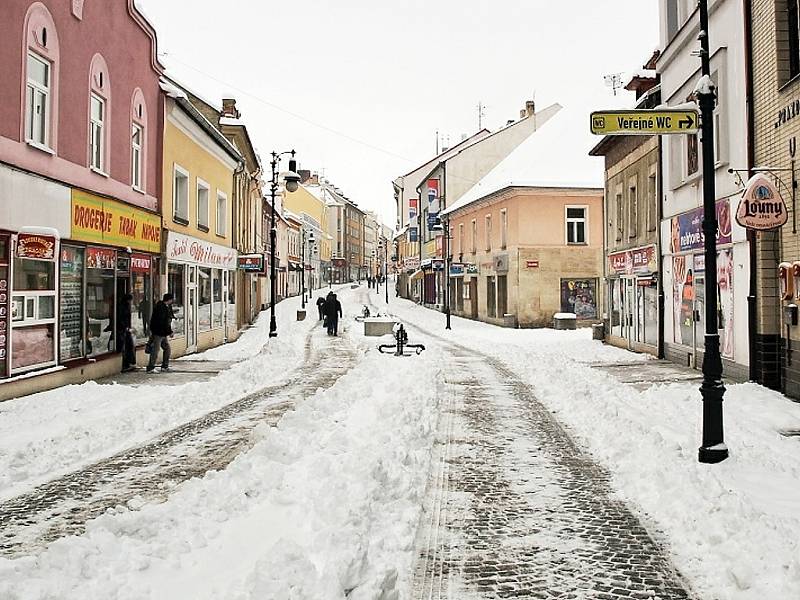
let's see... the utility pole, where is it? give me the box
[697,0,728,464]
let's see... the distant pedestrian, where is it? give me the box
[316,296,326,321]
[147,293,175,373]
[117,293,137,372]
[324,292,343,336]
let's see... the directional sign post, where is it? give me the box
[590,109,700,136]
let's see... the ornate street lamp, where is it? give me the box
[269,150,300,338]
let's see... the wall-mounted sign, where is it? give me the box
[774,98,800,129]
[238,254,265,272]
[409,227,418,243]
[16,234,56,260]
[87,247,116,269]
[608,245,657,275]
[131,254,151,272]
[526,260,540,269]
[332,257,347,268]
[403,257,420,272]
[494,254,509,273]
[409,198,418,221]
[450,263,465,276]
[736,174,788,231]
[591,109,699,136]
[432,259,444,271]
[71,189,161,253]
[670,199,732,253]
[465,263,479,275]
[165,231,237,269]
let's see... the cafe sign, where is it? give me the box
[736,174,788,231]
[16,233,56,260]
[71,189,162,253]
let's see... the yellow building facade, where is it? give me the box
[284,184,332,287]
[161,95,242,356]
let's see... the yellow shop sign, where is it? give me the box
[71,190,162,253]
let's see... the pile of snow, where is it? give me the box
[0,288,443,600]
[371,289,800,600]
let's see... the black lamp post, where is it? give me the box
[269,150,300,338]
[697,0,728,464]
[443,213,451,330]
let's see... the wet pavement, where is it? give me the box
[98,360,238,387]
[0,325,357,557]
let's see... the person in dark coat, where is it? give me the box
[324,293,343,336]
[316,296,326,321]
[147,293,175,373]
[116,294,137,372]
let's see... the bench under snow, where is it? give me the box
[553,312,577,330]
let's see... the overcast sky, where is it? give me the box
[138,0,659,227]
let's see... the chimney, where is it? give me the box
[310,172,320,185]
[221,98,240,119]
[520,109,526,119]
[298,169,312,183]
[525,100,535,117]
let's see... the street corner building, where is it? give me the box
[0,0,164,399]
[445,185,604,328]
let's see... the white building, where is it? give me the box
[657,0,750,379]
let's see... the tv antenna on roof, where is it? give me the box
[604,73,624,96]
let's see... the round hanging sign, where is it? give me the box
[736,174,788,231]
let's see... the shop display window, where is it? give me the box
[60,246,84,361]
[227,272,236,328]
[167,263,185,337]
[644,286,659,346]
[86,248,116,357]
[198,267,212,332]
[212,269,223,329]
[12,324,55,371]
[11,253,58,373]
[611,281,623,338]
[131,256,152,342]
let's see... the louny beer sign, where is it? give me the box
[736,174,788,231]
[71,189,162,253]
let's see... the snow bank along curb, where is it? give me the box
[0,326,445,600]
[374,291,800,600]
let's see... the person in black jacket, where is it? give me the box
[116,294,137,372]
[316,296,326,321]
[146,293,175,373]
[324,293,343,336]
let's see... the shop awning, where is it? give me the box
[410,270,424,281]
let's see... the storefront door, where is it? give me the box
[624,278,636,348]
[186,265,198,352]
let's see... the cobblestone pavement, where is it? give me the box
[400,326,695,599]
[0,324,357,557]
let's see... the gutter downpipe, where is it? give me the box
[744,0,758,383]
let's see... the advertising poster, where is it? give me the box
[560,278,597,319]
[718,247,734,359]
[673,255,694,346]
[670,199,732,253]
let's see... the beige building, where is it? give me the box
[445,185,604,327]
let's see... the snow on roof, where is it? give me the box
[159,78,187,99]
[443,104,604,215]
[219,116,243,127]
[630,69,657,80]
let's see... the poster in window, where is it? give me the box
[60,246,85,360]
[560,278,597,319]
[718,248,734,359]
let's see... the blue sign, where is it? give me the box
[409,227,418,242]
[427,213,440,231]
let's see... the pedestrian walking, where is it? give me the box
[116,293,137,372]
[316,296,326,321]
[146,293,175,373]
[324,292,343,336]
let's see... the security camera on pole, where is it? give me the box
[269,150,300,338]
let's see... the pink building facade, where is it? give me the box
[0,0,165,397]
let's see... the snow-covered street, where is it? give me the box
[0,283,799,599]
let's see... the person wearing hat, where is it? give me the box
[147,293,176,373]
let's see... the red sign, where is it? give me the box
[86,247,116,269]
[131,254,151,273]
[736,174,788,231]
[608,245,657,275]
[17,234,56,260]
[238,254,264,272]
[332,258,347,268]
[526,260,540,269]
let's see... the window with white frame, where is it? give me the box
[500,208,508,249]
[216,190,227,236]
[131,124,143,190]
[173,165,189,222]
[471,219,477,253]
[89,94,105,171]
[566,206,587,245]
[459,223,465,255]
[26,53,50,147]
[485,215,492,251]
[197,179,209,230]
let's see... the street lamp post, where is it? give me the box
[384,239,389,305]
[301,229,306,309]
[697,0,728,464]
[443,214,451,330]
[269,150,300,338]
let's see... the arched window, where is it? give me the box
[21,3,60,151]
[130,89,147,191]
[88,54,111,173]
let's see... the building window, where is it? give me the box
[566,206,587,245]
[788,0,800,81]
[666,0,680,40]
[89,94,105,171]
[628,180,638,238]
[686,134,699,177]
[173,165,189,223]
[131,124,143,190]
[471,219,477,253]
[647,172,658,232]
[485,215,492,251]
[615,191,624,241]
[197,180,209,230]
[25,53,50,147]
[459,223,465,255]
[500,209,508,249]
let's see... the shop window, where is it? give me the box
[130,255,152,341]
[611,281,623,338]
[198,267,212,332]
[26,53,50,147]
[59,245,84,360]
[644,285,659,345]
[497,275,508,317]
[85,248,116,357]
[560,278,598,319]
[566,206,587,245]
[11,253,57,372]
[212,268,223,329]
[167,263,185,337]
[487,276,496,318]
[197,180,210,231]
[227,272,236,327]
[173,165,189,223]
